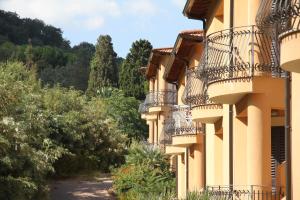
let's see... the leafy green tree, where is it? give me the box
[119,39,152,100]
[65,42,95,90]
[0,10,70,48]
[0,62,66,199]
[87,35,118,95]
[0,62,128,199]
[103,89,148,141]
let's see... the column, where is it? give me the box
[222,105,230,185]
[153,119,158,145]
[158,114,165,146]
[247,94,272,189]
[206,124,216,186]
[292,73,300,200]
[148,121,154,144]
[177,153,186,199]
[189,143,204,191]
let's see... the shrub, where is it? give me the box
[112,142,175,199]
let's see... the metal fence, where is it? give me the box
[138,102,149,114]
[256,0,300,36]
[161,105,201,142]
[182,69,208,106]
[144,90,177,107]
[197,25,282,86]
[198,185,285,200]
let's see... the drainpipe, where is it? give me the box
[176,156,178,197]
[229,0,234,191]
[200,18,207,190]
[203,124,206,188]
[285,71,291,200]
[185,147,189,196]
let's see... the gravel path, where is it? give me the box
[50,177,115,200]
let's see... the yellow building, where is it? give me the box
[139,0,298,199]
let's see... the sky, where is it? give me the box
[0,0,202,57]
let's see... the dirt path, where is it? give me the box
[50,176,115,200]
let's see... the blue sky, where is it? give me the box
[0,0,202,57]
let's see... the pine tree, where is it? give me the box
[119,39,152,100]
[87,35,118,95]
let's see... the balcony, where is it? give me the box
[182,69,223,123]
[256,0,300,72]
[144,90,177,113]
[163,105,202,147]
[197,25,284,104]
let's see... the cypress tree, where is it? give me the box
[119,39,152,100]
[87,35,118,95]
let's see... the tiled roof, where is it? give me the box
[145,47,173,79]
[179,29,204,37]
[163,29,204,82]
[183,0,213,20]
[152,47,173,54]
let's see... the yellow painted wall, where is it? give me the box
[188,44,203,68]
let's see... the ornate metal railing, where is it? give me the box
[138,102,148,114]
[197,25,282,86]
[256,0,300,36]
[182,68,207,106]
[161,105,201,140]
[198,185,285,200]
[144,90,177,107]
[182,68,221,107]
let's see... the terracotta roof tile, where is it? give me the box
[179,29,204,37]
[152,47,173,54]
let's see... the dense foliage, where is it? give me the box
[0,9,151,199]
[112,142,175,199]
[87,35,119,95]
[0,10,70,48]
[119,39,152,100]
[0,62,129,199]
[0,10,96,91]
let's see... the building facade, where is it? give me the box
[140,0,297,199]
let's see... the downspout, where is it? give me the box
[201,18,207,189]
[185,147,189,196]
[285,71,291,200]
[229,0,234,190]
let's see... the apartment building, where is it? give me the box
[140,0,297,199]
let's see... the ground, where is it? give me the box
[50,174,115,200]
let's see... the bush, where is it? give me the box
[0,62,129,199]
[112,142,175,199]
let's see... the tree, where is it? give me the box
[119,39,152,100]
[87,35,118,95]
[103,89,148,141]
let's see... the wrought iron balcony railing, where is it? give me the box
[138,102,148,114]
[198,185,285,200]
[197,25,282,86]
[182,69,207,106]
[161,105,201,141]
[182,68,220,107]
[144,90,177,108]
[256,0,300,35]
